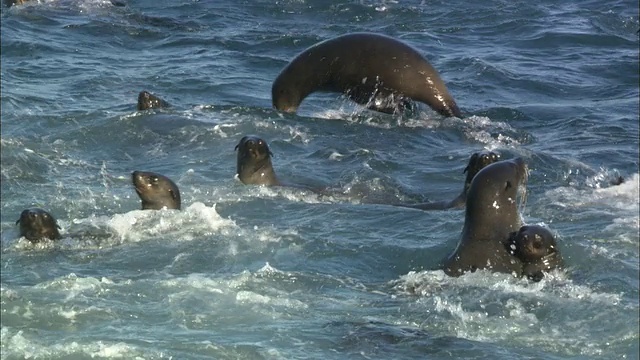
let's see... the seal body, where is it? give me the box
[507,225,564,281]
[443,157,528,276]
[272,33,462,117]
[398,150,500,210]
[235,135,280,186]
[132,171,181,210]
[4,0,29,6]
[137,91,170,111]
[16,208,61,242]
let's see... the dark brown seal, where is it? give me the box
[507,225,564,282]
[272,33,462,117]
[137,91,170,111]
[132,171,181,210]
[15,208,61,242]
[443,157,528,276]
[397,150,500,210]
[235,135,280,186]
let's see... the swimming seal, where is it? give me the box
[15,208,61,242]
[272,32,462,117]
[132,171,181,210]
[507,225,564,282]
[443,157,528,276]
[397,150,500,210]
[235,135,280,186]
[137,91,170,111]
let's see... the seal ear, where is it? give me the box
[234,144,239,151]
[15,218,21,225]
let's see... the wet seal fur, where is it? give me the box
[443,157,528,276]
[16,208,61,242]
[132,171,181,210]
[507,225,564,282]
[137,91,170,111]
[397,150,500,210]
[272,32,462,117]
[235,135,280,186]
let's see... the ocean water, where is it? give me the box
[1,0,639,359]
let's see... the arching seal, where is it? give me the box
[235,135,280,186]
[507,225,564,282]
[137,91,170,111]
[15,208,61,242]
[272,33,462,117]
[132,171,181,210]
[443,157,528,276]
[397,150,500,210]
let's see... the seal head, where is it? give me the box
[507,225,564,281]
[16,208,61,242]
[443,157,528,276]
[235,135,279,186]
[132,171,181,210]
[396,150,500,211]
[137,91,170,111]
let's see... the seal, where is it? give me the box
[397,150,500,210]
[131,171,181,210]
[15,208,61,243]
[235,135,280,186]
[137,91,170,111]
[4,0,28,6]
[272,32,462,117]
[507,225,564,282]
[443,157,528,276]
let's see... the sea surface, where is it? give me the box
[1,0,639,359]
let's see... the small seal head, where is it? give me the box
[462,150,501,196]
[507,225,563,281]
[137,91,170,111]
[16,208,61,242]
[234,135,279,186]
[131,171,181,210]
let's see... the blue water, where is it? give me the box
[1,0,639,359]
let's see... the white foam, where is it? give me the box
[106,202,237,243]
[545,173,639,216]
[391,269,628,355]
[1,327,149,359]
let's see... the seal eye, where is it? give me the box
[247,140,256,147]
[505,181,512,190]
[152,177,159,184]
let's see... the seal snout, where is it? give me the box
[131,171,147,193]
